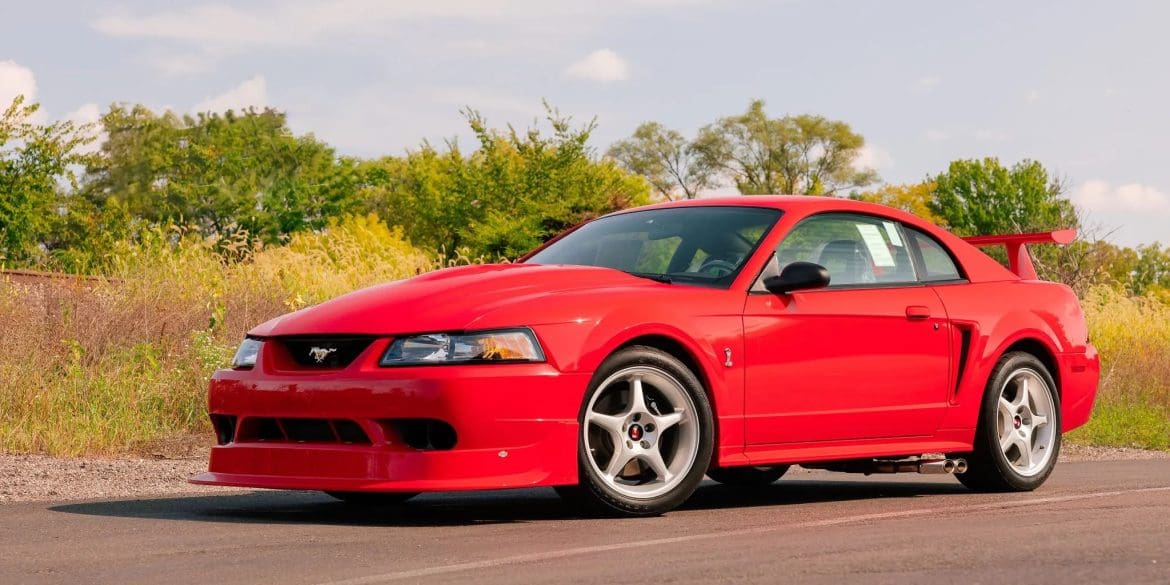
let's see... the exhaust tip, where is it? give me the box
[917,459,963,474]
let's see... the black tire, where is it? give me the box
[324,491,419,506]
[565,345,714,517]
[957,351,1062,492]
[706,465,790,486]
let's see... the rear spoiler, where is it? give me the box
[962,229,1077,280]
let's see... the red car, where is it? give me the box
[192,196,1099,516]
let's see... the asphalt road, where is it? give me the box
[2,460,1169,584]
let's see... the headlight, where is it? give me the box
[231,338,263,369]
[380,328,544,366]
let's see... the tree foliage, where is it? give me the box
[929,158,1077,236]
[607,122,713,200]
[0,96,94,264]
[4,94,1167,304]
[357,106,649,259]
[852,181,941,223]
[689,100,877,195]
[81,105,357,243]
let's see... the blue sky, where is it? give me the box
[3,0,1168,247]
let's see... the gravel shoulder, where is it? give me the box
[1,443,1165,504]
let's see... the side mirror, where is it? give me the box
[763,261,831,294]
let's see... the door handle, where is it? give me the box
[905,305,931,320]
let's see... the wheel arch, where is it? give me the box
[995,335,1062,398]
[609,333,724,466]
[613,334,714,401]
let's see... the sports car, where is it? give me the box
[192,196,1099,516]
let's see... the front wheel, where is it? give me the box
[563,346,713,516]
[958,352,1061,492]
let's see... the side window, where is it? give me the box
[759,213,919,288]
[904,227,963,282]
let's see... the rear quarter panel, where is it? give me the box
[932,280,1098,432]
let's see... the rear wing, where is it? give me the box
[961,229,1077,280]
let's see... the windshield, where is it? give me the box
[525,206,783,287]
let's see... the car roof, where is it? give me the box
[609,195,923,225]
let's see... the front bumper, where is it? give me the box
[191,354,589,492]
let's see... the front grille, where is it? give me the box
[278,337,375,369]
[236,417,372,445]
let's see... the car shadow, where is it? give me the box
[48,476,969,528]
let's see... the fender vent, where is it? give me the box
[954,325,974,395]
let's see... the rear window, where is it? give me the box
[905,227,963,281]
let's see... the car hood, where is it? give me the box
[249,263,670,337]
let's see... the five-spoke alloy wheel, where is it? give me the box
[959,351,1062,492]
[560,346,713,516]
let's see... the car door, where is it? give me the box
[742,213,951,444]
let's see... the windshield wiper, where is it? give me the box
[626,272,673,284]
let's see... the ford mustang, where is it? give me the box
[192,196,1099,516]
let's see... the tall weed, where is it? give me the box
[0,215,432,455]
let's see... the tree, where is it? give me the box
[928,158,1076,236]
[359,105,650,260]
[0,96,94,264]
[607,122,714,200]
[82,105,357,243]
[689,100,877,195]
[929,157,1086,285]
[1131,243,1170,297]
[852,181,942,223]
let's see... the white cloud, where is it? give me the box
[192,76,269,114]
[63,103,106,154]
[93,2,705,49]
[853,144,893,171]
[0,60,39,113]
[1025,89,1040,103]
[1072,180,1170,214]
[910,76,941,92]
[563,49,630,82]
[65,102,101,125]
[92,2,719,75]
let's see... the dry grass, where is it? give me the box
[1067,287,1170,449]
[0,215,433,456]
[1,232,1166,455]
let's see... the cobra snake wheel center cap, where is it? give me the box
[628,424,644,441]
[1013,415,1022,429]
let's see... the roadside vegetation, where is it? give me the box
[2,95,1168,456]
[0,216,433,455]
[1068,288,1170,450]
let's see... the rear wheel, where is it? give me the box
[958,352,1061,492]
[562,346,713,517]
[706,465,789,486]
[324,491,418,506]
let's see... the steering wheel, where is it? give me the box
[697,258,737,277]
